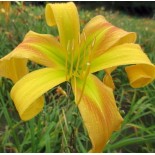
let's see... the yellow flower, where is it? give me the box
[0,2,155,152]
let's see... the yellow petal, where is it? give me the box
[0,58,28,83]
[72,74,123,152]
[103,67,117,90]
[0,31,66,83]
[91,43,154,83]
[45,2,80,49]
[125,64,155,88]
[1,31,65,68]
[81,15,136,57]
[10,68,66,121]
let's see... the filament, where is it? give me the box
[73,76,77,102]
[83,31,87,41]
[65,40,70,81]
[69,39,74,80]
[89,37,96,62]
[77,62,91,105]
[75,33,82,74]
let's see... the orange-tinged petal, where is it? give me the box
[72,74,123,152]
[1,31,66,68]
[103,67,117,90]
[91,43,155,88]
[10,68,66,121]
[81,15,136,57]
[0,31,66,83]
[0,53,44,121]
[90,43,138,72]
[91,43,154,71]
[0,58,28,83]
[125,64,155,88]
[45,2,80,50]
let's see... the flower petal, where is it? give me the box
[125,64,155,88]
[10,68,66,121]
[91,43,155,87]
[80,15,136,57]
[72,74,123,152]
[0,31,66,83]
[103,67,117,90]
[1,31,66,68]
[0,58,28,83]
[45,2,80,49]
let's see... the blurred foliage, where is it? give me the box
[9,1,155,17]
[77,1,155,17]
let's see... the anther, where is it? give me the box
[86,62,90,66]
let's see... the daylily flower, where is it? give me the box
[0,2,155,152]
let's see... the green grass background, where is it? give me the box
[0,3,155,153]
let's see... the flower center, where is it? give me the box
[65,33,96,104]
[65,33,96,82]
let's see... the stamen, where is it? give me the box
[89,37,96,62]
[75,33,82,76]
[83,31,87,41]
[75,49,81,75]
[69,39,74,79]
[66,40,71,81]
[65,53,68,81]
[72,39,75,51]
[73,76,77,101]
[86,62,90,66]
[81,44,90,73]
[78,32,81,45]
[77,62,91,105]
